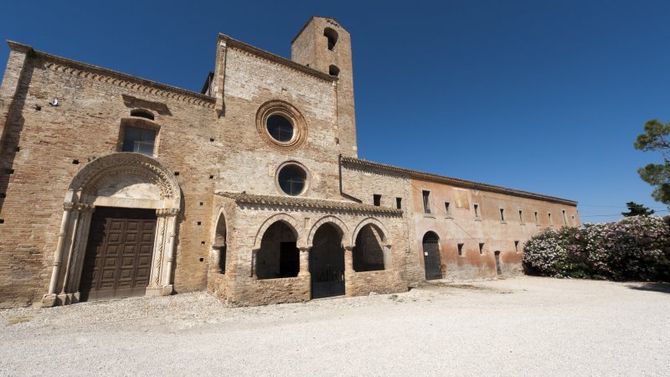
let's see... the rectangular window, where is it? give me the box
[479,242,485,254]
[122,126,156,155]
[514,240,520,252]
[396,197,402,209]
[422,190,431,214]
[373,194,381,207]
[474,204,480,219]
[457,243,464,256]
[519,209,524,223]
[500,208,505,222]
[445,202,451,216]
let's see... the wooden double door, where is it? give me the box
[80,207,157,301]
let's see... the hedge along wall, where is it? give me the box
[523,216,670,282]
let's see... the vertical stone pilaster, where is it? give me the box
[298,247,310,277]
[42,202,75,306]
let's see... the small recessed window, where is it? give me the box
[562,210,568,225]
[500,208,505,222]
[534,211,539,224]
[266,114,294,143]
[329,65,340,77]
[457,243,464,256]
[130,108,154,120]
[396,197,402,209]
[519,209,524,223]
[445,202,451,216]
[479,243,485,254]
[548,212,553,225]
[277,164,307,196]
[422,190,431,214]
[122,126,156,155]
[514,240,520,252]
[474,204,480,218]
[373,194,381,206]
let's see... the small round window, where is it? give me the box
[277,164,307,196]
[266,114,294,143]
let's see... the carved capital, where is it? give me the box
[63,202,75,211]
[75,203,93,212]
[156,208,179,217]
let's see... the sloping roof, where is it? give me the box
[341,157,578,206]
[217,192,402,216]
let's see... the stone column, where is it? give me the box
[298,247,310,277]
[344,245,354,273]
[251,248,259,278]
[160,208,178,296]
[42,202,74,307]
[58,203,91,304]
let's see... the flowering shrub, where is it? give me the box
[523,216,670,281]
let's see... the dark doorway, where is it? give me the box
[494,250,502,275]
[80,207,157,301]
[353,224,385,271]
[279,242,299,277]
[422,231,442,280]
[257,221,299,279]
[310,223,345,299]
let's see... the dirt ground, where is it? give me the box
[1,276,668,377]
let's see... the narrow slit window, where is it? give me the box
[445,202,451,216]
[534,211,539,224]
[548,213,553,225]
[474,204,480,218]
[519,209,524,223]
[373,194,381,207]
[562,210,568,225]
[500,208,505,222]
[479,243,485,255]
[422,190,431,214]
[514,240,520,252]
[457,243,464,256]
[396,197,402,209]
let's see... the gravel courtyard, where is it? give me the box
[1,277,668,376]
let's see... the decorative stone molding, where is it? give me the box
[306,215,352,249]
[256,100,308,151]
[42,152,182,307]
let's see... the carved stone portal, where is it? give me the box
[42,152,182,307]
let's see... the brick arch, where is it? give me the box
[253,213,302,250]
[306,215,351,249]
[351,217,390,247]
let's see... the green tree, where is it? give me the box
[634,120,670,206]
[621,202,655,217]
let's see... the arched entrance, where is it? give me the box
[422,231,442,280]
[309,223,345,299]
[42,152,181,306]
[212,212,227,274]
[256,221,299,279]
[353,223,387,271]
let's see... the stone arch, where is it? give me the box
[306,215,351,249]
[253,213,301,250]
[43,152,181,307]
[351,217,390,247]
[211,207,228,274]
[351,218,391,272]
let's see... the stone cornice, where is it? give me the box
[341,157,578,206]
[217,192,403,216]
[7,40,216,108]
[218,34,336,83]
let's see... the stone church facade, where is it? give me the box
[0,17,578,308]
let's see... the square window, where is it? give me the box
[373,194,381,207]
[122,126,156,156]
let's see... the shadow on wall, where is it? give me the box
[627,282,670,294]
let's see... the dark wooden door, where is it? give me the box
[80,207,157,301]
[423,232,442,280]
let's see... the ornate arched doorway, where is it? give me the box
[42,152,181,306]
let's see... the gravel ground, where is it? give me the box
[0,276,668,377]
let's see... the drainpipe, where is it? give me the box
[338,154,362,203]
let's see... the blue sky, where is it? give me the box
[1,0,669,222]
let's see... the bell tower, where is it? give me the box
[291,17,357,157]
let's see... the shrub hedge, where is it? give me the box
[522,216,670,281]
